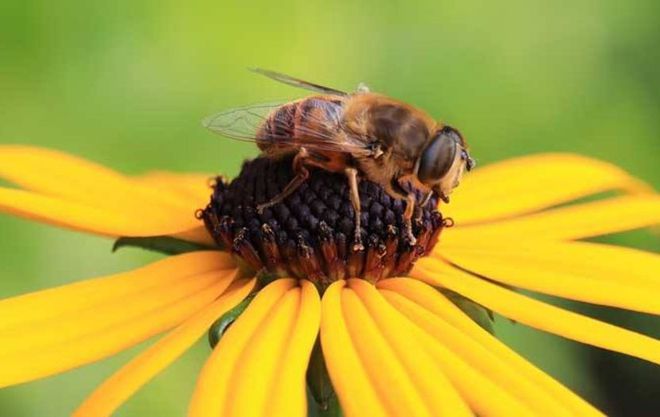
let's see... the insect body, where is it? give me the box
[204,69,474,250]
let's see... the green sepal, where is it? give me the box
[440,289,495,334]
[256,270,281,287]
[306,338,342,416]
[207,292,257,348]
[113,235,217,255]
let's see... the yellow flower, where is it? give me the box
[0,145,659,417]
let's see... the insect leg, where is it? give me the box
[419,190,434,207]
[402,192,417,245]
[344,167,364,252]
[256,148,310,213]
[385,177,417,246]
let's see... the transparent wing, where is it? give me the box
[202,101,284,142]
[202,102,373,156]
[250,68,348,96]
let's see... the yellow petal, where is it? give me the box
[348,279,472,417]
[0,270,222,353]
[439,242,660,313]
[188,278,297,417]
[0,251,233,329]
[137,172,216,245]
[379,289,539,417]
[139,171,213,206]
[342,288,432,417]
[0,252,234,387]
[443,153,651,224]
[0,276,231,387]
[223,286,310,417]
[0,186,209,241]
[73,278,255,417]
[0,146,213,243]
[269,280,321,416]
[446,194,660,242]
[380,288,570,416]
[378,278,604,417]
[0,146,191,214]
[320,281,389,417]
[229,290,300,417]
[413,259,660,365]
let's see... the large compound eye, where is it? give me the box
[417,128,459,184]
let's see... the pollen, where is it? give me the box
[201,156,448,286]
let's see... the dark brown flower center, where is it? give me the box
[200,156,450,286]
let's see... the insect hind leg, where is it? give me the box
[257,148,311,213]
[344,167,365,252]
[385,177,417,246]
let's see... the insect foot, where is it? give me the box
[201,155,447,288]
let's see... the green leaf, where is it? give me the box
[307,338,342,416]
[112,235,217,255]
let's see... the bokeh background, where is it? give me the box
[1,0,658,415]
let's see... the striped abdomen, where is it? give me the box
[257,96,345,155]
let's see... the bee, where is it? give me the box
[203,68,474,250]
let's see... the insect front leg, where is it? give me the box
[385,177,417,246]
[344,167,365,252]
[419,190,434,208]
[257,148,310,213]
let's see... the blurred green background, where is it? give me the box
[1,0,658,415]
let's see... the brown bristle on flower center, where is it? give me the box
[201,156,449,286]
